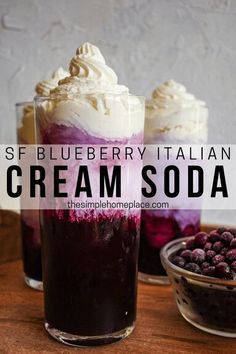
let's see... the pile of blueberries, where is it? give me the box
[171,227,236,279]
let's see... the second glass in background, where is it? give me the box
[138,80,208,284]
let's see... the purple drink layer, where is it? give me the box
[44,209,140,224]
[139,210,200,276]
[21,211,42,281]
[40,123,143,145]
[38,123,143,218]
[41,211,140,336]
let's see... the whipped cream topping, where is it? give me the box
[52,43,128,95]
[145,80,208,143]
[17,104,35,144]
[18,68,68,144]
[41,43,144,139]
[148,80,206,109]
[70,43,118,83]
[35,67,69,96]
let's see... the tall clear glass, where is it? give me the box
[139,101,208,284]
[15,102,43,290]
[35,93,144,346]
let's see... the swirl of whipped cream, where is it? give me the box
[39,43,144,140]
[19,68,68,143]
[69,42,117,84]
[53,43,128,95]
[145,80,208,143]
[35,67,69,96]
[150,80,205,108]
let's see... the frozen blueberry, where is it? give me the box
[220,231,234,244]
[201,262,210,270]
[191,249,206,264]
[176,248,184,256]
[231,261,236,271]
[229,228,236,237]
[217,227,227,234]
[186,238,195,250]
[172,256,186,268]
[206,250,216,262]
[194,232,208,248]
[185,262,201,274]
[209,231,221,243]
[212,241,224,252]
[221,247,229,256]
[212,254,225,265]
[204,242,212,251]
[172,227,236,281]
[230,239,236,249]
[180,249,192,262]
[202,266,216,277]
[215,262,231,279]
[226,249,236,263]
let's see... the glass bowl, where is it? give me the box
[161,236,236,337]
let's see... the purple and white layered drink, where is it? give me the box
[16,68,68,290]
[16,102,43,289]
[35,43,144,346]
[139,80,208,284]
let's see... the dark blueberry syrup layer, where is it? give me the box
[21,219,42,282]
[41,211,140,336]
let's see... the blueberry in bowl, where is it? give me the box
[160,227,236,337]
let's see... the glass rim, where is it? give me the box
[146,100,208,109]
[15,101,34,107]
[160,236,236,287]
[34,93,145,103]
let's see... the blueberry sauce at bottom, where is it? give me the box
[41,211,140,336]
[139,211,200,276]
[21,220,42,282]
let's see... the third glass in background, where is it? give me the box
[138,80,209,284]
[15,67,68,290]
[16,102,42,290]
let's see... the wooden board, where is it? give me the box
[0,261,236,353]
[1,223,236,353]
[0,210,21,264]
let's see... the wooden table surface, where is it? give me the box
[0,210,21,264]
[1,259,236,354]
[1,224,236,353]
